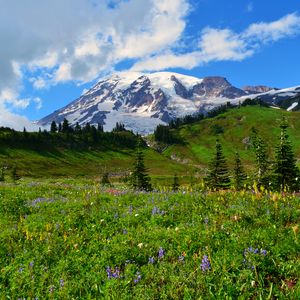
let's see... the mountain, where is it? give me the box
[38,71,300,134]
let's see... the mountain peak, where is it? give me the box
[38,71,300,134]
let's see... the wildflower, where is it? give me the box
[148,257,155,264]
[158,247,165,259]
[204,217,209,225]
[59,279,65,287]
[260,249,267,256]
[200,255,211,272]
[29,261,34,268]
[134,272,141,283]
[122,228,128,235]
[18,267,24,273]
[178,255,185,262]
[49,285,54,293]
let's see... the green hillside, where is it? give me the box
[162,105,300,174]
[1,105,300,181]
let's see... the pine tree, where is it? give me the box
[50,121,58,133]
[251,127,269,185]
[0,167,5,182]
[101,172,111,186]
[172,174,180,192]
[205,139,230,190]
[62,118,70,133]
[273,117,300,191]
[11,166,21,182]
[130,138,152,191]
[233,152,247,190]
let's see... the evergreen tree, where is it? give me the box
[58,122,62,132]
[273,118,300,191]
[101,172,111,186]
[62,118,70,133]
[172,174,180,192]
[50,121,58,133]
[0,167,5,182]
[205,139,230,190]
[130,138,152,191]
[233,152,247,190]
[251,127,269,185]
[74,122,81,133]
[11,165,21,182]
[97,123,104,132]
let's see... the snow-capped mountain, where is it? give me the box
[38,71,300,134]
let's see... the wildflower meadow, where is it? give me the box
[0,180,299,299]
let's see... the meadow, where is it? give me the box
[0,179,299,299]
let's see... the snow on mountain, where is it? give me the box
[38,72,300,134]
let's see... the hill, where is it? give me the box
[158,105,300,174]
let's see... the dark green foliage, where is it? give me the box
[113,122,126,132]
[153,125,179,144]
[172,174,180,191]
[0,167,4,182]
[251,127,269,185]
[62,118,70,133]
[273,118,300,191]
[130,138,152,191]
[233,152,247,190]
[50,121,58,133]
[211,124,224,135]
[11,165,21,182]
[101,172,111,186]
[205,139,230,190]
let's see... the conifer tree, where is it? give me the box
[206,139,230,190]
[251,127,269,185]
[62,118,70,133]
[233,152,247,190]
[0,167,5,182]
[172,174,180,192]
[273,117,300,191]
[11,165,21,182]
[101,172,111,186]
[50,121,58,133]
[130,138,152,191]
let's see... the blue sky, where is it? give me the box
[0,0,300,130]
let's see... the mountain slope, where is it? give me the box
[38,71,300,134]
[161,105,300,174]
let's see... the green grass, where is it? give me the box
[164,106,300,173]
[0,181,299,299]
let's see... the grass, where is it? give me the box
[164,106,300,173]
[0,180,299,299]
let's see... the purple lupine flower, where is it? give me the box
[178,255,185,262]
[260,249,267,256]
[200,255,211,272]
[152,206,158,215]
[158,247,165,258]
[59,279,65,287]
[106,266,112,279]
[253,248,259,254]
[134,272,141,283]
[204,217,209,225]
[112,267,120,278]
[148,257,155,264]
[29,261,34,268]
[18,267,24,273]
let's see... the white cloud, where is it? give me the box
[244,12,300,43]
[132,12,300,71]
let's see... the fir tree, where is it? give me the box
[11,166,21,182]
[0,167,5,182]
[251,127,269,185]
[172,174,180,192]
[58,122,62,132]
[50,121,58,133]
[206,139,230,190]
[233,152,246,190]
[130,138,152,191]
[62,118,70,133]
[273,117,300,191]
[101,172,111,186]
